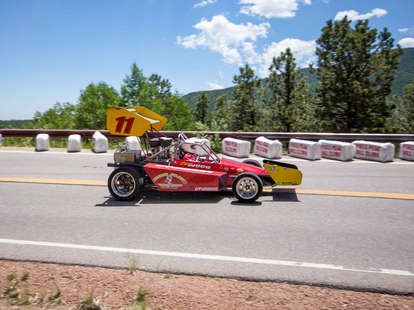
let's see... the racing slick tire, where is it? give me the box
[108,167,141,201]
[241,158,263,168]
[232,172,263,203]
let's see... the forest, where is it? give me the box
[2,17,414,135]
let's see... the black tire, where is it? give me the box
[108,167,141,201]
[241,158,263,168]
[232,172,263,203]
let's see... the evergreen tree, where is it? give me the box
[194,92,209,123]
[267,48,316,132]
[385,94,409,133]
[149,74,172,101]
[232,64,260,131]
[75,82,121,129]
[120,63,148,107]
[213,95,231,130]
[315,17,402,132]
[404,77,414,132]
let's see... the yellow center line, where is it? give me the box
[296,189,414,200]
[263,188,414,200]
[1,177,413,200]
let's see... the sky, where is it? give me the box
[1,0,414,120]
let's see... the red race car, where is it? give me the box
[106,107,303,203]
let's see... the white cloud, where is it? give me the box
[239,0,311,19]
[218,71,224,80]
[207,81,225,90]
[398,27,414,36]
[194,0,216,8]
[334,8,387,21]
[259,38,316,76]
[398,38,414,48]
[177,15,270,65]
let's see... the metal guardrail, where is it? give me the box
[0,129,413,143]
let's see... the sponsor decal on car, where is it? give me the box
[180,162,212,169]
[195,187,218,191]
[152,173,188,188]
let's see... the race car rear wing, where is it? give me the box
[107,106,168,136]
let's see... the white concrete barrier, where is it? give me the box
[319,140,355,161]
[222,137,251,158]
[0,134,3,147]
[254,136,282,159]
[92,131,108,153]
[289,138,321,160]
[400,141,414,161]
[126,136,142,151]
[185,137,211,148]
[182,137,211,156]
[352,140,394,162]
[67,134,82,152]
[35,134,50,151]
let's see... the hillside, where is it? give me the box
[183,48,414,110]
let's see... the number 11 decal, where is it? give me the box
[115,116,134,134]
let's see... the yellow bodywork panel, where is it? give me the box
[107,106,168,136]
[263,161,303,186]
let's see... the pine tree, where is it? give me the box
[120,63,148,107]
[386,94,409,133]
[404,78,414,132]
[194,92,209,124]
[267,48,315,132]
[232,64,260,131]
[213,95,230,130]
[316,17,402,132]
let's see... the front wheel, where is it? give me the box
[232,173,263,203]
[108,167,141,201]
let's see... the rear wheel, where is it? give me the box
[108,167,141,201]
[232,173,263,203]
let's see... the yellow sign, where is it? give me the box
[107,106,168,136]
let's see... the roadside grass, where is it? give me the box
[122,286,149,310]
[126,255,140,275]
[78,289,105,310]
[1,271,152,310]
[1,272,62,308]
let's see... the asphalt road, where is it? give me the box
[0,149,413,294]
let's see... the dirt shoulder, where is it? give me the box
[0,260,413,309]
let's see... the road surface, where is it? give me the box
[0,149,413,294]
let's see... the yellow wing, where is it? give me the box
[263,161,303,186]
[107,106,168,136]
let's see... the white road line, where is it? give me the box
[0,238,412,277]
